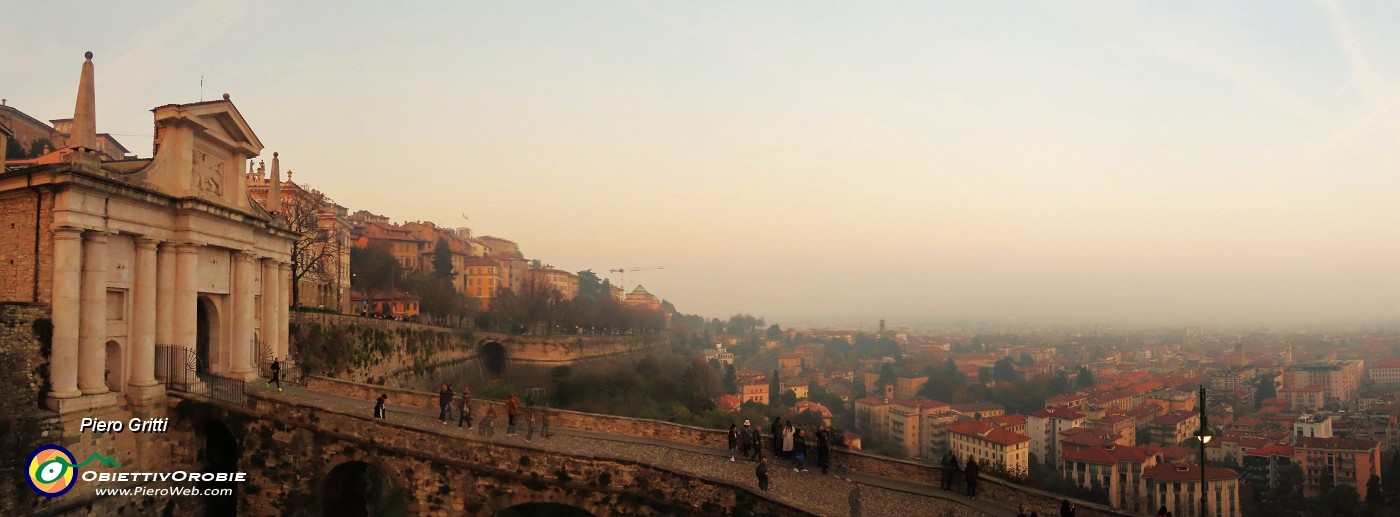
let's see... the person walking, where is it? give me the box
[1059,499,1076,517]
[816,425,832,474]
[728,423,740,462]
[539,404,552,438]
[438,384,453,424]
[749,423,764,461]
[755,457,770,492]
[457,388,473,429]
[793,428,808,471]
[965,457,980,498]
[373,394,387,419]
[770,417,783,457]
[782,421,795,459]
[267,357,283,392]
[524,407,535,443]
[506,393,521,436]
[482,407,497,437]
[848,482,862,517]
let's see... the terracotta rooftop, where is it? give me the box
[949,421,1030,447]
[1143,463,1239,483]
[1295,437,1380,451]
[1372,358,1400,369]
[1151,410,1198,425]
[1031,407,1085,420]
[1245,443,1294,457]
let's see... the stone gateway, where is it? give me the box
[0,52,297,414]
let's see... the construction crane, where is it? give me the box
[608,266,663,295]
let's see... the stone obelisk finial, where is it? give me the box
[268,151,282,214]
[71,51,98,152]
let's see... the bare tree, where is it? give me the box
[278,183,347,308]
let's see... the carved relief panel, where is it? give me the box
[193,149,224,197]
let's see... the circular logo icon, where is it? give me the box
[27,445,77,498]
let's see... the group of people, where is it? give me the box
[939,450,981,498]
[369,384,553,443]
[433,385,551,442]
[728,416,839,492]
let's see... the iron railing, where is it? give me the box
[257,337,307,386]
[155,344,246,404]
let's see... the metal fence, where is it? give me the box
[256,338,308,387]
[155,344,246,404]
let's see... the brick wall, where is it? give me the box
[0,189,53,304]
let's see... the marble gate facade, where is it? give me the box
[0,52,297,413]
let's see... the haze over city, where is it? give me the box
[5,1,1400,327]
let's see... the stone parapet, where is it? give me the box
[304,375,1133,516]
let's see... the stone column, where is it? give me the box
[260,259,279,367]
[154,243,175,382]
[229,251,257,380]
[173,242,200,385]
[277,262,290,359]
[47,227,84,406]
[128,239,159,385]
[78,230,109,395]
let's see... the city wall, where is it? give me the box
[308,376,1132,517]
[288,311,477,383]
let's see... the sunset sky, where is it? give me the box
[5,1,1399,328]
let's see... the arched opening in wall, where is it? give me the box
[104,340,123,392]
[494,503,596,517]
[196,296,218,376]
[481,342,506,377]
[199,419,239,517]
[321,461,406,517]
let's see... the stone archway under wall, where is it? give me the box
[199,418,240,517]
[480,341,506,377]
[104,340,123,392]
[319,459,409,517]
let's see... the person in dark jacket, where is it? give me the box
[965,457,980,498]
[942,452,958,490]
[792,429,808,471]
[1060,499,1076,517]
[816,425,832,474]
[438,384,453,424]
[755,457,770,491]
[457,387,473,429]
[728,424,740,462]
[373,394,387,419]
[770,417,784,457]
[266,357,283,391]
[739,420,752,458]
[749,425,764,461]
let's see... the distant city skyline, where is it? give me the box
[5,1,1399,327]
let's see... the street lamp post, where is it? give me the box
[1194,385,1214,517]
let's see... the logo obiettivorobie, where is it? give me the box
[26,445,120,498]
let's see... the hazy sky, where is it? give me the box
[5,1,1399,328]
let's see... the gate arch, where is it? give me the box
[320,460,408,517]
